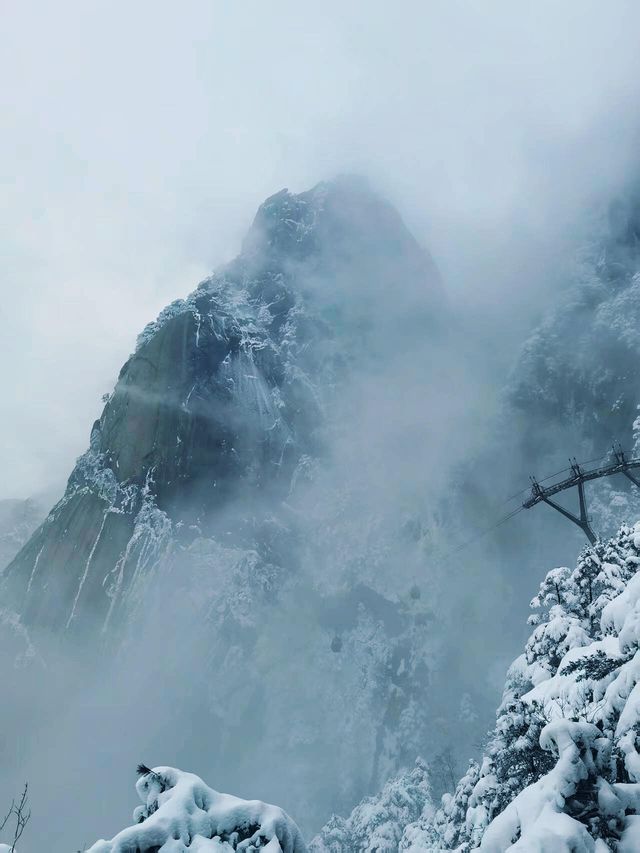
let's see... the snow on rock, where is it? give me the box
[88,766,307,853]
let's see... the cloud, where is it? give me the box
[2,1,640,497]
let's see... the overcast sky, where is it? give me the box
[2,1,640,499]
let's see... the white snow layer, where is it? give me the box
[88,767,307,853]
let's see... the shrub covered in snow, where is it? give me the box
[88,766,307,852]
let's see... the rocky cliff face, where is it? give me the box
[1,179,449,831]
[3,177,441,635]
[509,188,640,459]
[441,186,640,605]
[487,185,640,548]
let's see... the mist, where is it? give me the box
[3,4,640,852]
[2,0,640,498]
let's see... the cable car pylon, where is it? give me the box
[524,443,640,543]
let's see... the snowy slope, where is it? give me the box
[495,187,640,548]
[509,190,640,456]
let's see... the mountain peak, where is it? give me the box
[3,177,441,637]
[241,176,437,283]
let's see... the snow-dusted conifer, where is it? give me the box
[434,521,640,849]
[310,759,432,853]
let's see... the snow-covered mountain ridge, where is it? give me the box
[1,177,454,837]
[507,190,640,476]
[2,176,442,635]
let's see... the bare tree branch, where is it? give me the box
[11,783,30,852]
[0,800,14,835]
[0,784,30,852]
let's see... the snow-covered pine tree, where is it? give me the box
[411,521,640,849]
[310,759,433,853]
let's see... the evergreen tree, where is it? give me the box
[310,760,432,853]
